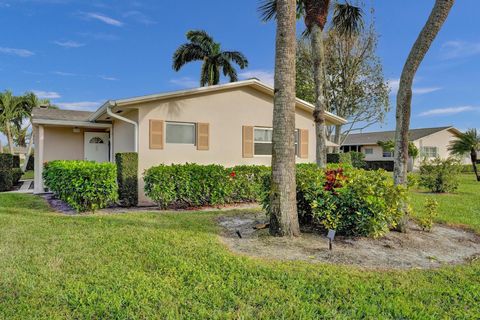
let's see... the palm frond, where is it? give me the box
[332,2,364,37]
[448,129,480,155]
[258,0,277,22]
[220,61,238,82]
[221,51,249,69]
[172,43,207,71]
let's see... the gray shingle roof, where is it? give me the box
[32,108,93,122]
[342,126,453,146]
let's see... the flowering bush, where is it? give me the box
[262,165,407,238]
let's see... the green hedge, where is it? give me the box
[262,165,406,238]
[419,158,461,193]
[0,154,13,170]
[43,160,118,212]
[349,151,366,169]
[365,160,394,171]
[0,170,13,191]
[144,163,270,209]
[115,153,138,207]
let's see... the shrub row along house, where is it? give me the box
[32,79,346,205]
[340,126,466,170]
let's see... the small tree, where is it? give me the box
[448,129,480,181]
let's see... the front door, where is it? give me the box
[84,132,110,162]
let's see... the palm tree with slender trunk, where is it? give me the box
[173,30,249,87]
[260,0,363,168]
[393,0,455,186]
[0,90,26,154]
[448,129,480,182]
[269,0,300,237]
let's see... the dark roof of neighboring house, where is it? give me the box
[342,126,458,146]
[32,108,93,122]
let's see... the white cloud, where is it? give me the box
[32,90,61,99]
[52,71,77,76]
[99,75,118,81]
[123,10,156,25]
[54,40,85,48]
[169,77,198,89]
[419,106,479,117]
[0,47,34,57]
[83,12,123,27]
[441,40,480,60]
[56,101,102,111]
[239,70,274,86]
[388,78,441,96]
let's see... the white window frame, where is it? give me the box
[253,127,299,157]
[421,146,438,158]
[165,121,196,145]
[382,150,394,158]
[364,148,373,155]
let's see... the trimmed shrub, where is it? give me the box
[43,160,118,212]
[349,151,366,169]
[144,163,269,209]
[12,155,20,168]
[365,160,394,172]
[0,154,13,170]
[262,165,406,238]
[419,158,461,193]
[417,198,438,232]
[116,153,138,207]
[0,169,13,191]
[229,165,270,202]
[11,168,23,185]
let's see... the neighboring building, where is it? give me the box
[32,79,346,205]
[340,126,465,169]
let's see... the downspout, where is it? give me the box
[106,102,138,152]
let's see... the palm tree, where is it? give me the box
[260,0,363,168]
[393,0,454,186]
[21,92,53,172]
[0,90,26,154]
[449,129,480,182]
[172,30,249,87]
[269,0,300,237]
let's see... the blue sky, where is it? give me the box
[0,0,479,144]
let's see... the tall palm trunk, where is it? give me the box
[5,122,14,154]
[471,149,480,182]
[311,24,328,167]
[269,0,300,237]
[394,0,454,185]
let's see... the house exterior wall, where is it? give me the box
[131,86,325,205]
[360,145,390,161]
[112,109,137,155]
[42,126,85,162]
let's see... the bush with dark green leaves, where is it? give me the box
[262,165,406,238]
[419,158,461,193]
[0,154,13,170]
[43,160,118,212]
[327,153,352,165]
[115,153,138,207]
[0,170,13,191]
[144,163,269,209]
[349,151,366,169]
[11,168,23,185]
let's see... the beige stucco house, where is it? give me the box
[340,126,465,169]
[32,79,346,204]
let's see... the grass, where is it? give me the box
[0,178,479,318]
[21,170,34,180]
[410,173,480,232]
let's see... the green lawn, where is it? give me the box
[0,177,479,319]
[21,170,34,180]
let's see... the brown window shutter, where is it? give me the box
[149,120,164,149]
[242,126,254,158]
[197,123,209,150]
[300,129,309,158]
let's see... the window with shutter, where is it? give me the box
[242,126,254,158]
[197,123,209,150]
[149,120,164,149]
[299,129,309,158]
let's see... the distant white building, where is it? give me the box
[340,126,467,169]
